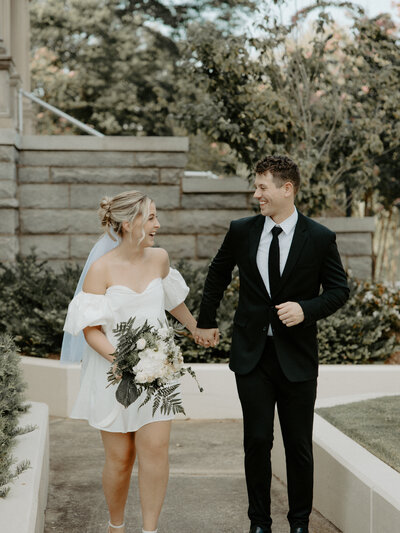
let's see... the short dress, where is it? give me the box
[63,268,189,433]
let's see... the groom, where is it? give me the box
[195,155,349,533]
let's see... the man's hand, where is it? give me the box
[275,302,304,327]
[195,327,220,348]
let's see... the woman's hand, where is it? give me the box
[111,360,122,381]
[168,302,198,338]
[195,327,220,348]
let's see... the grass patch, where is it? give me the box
[316,395,400,473]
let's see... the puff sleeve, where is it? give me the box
[63,291,114,336]
[162,268,189,311]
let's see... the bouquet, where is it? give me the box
[107,318,202,416]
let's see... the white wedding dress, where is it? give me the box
[63,268,189,433]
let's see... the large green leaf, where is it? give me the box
[115,376,141,408]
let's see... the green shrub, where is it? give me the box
[318,278,400,364]
[0,335,35,498]
[175,262,400,364]
[0,254,80,357]
[0,254,398,364]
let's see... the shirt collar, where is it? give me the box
[264,208,298,235]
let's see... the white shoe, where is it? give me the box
[108,520,125,532]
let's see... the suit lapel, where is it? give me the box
[248,215,271,301]
[274,212,308,299]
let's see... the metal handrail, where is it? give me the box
[184,170,219,179]
[19,89,104,137]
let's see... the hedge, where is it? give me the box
[0,254,398,364]
[0,335,35,498]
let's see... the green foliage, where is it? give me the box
[138,382,185,416]
[176,5,400,215]
[108,318,155,408]
[318,278,400,364]
[1,255,397,365]
[0,336,34,498]
[325,13,400,214]
[110,318,153,377]
[30,0,256,136]
[171,261,399,365]
[317,395,400,472]
[29,1,399,212]
[0,254,80,357]
[186,132,238,176]
[151,383,184,417]
[109,316,202,414]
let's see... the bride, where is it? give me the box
[62,191,201,533]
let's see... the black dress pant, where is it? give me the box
[235,337,317,530]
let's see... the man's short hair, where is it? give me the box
[255,155,300,193]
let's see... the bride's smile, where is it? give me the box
[124,202,160,249]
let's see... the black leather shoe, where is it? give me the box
[249,527,271,533]
[290,528,309,533]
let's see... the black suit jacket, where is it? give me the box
[197,212,350,382]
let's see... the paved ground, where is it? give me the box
[44,418,341,533]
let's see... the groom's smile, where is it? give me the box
[254,171,294,223]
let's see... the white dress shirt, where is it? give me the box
[256,208,298,335]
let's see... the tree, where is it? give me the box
[328,14,400,214]
[30,0,256,135]
[175,3,400,215]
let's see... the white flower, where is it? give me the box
[156,339,168,353]
[151,346,167,361]
[136,371,155,384]
[130,325,187,387]
[133,357,164,383]
[136,338,147,350]
[172,356,184,371]
[363,291,374,302]
[158,327,170,340]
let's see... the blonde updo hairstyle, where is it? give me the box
[98,190,153,244]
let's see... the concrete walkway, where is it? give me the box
[44,418,341,533]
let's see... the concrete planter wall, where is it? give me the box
[21,357,400,419]
[0,402,49,533]
[272,393,400,533]
[20,359,400,533]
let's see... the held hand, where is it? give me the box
[275,301,304,327]
[195,327,220,348]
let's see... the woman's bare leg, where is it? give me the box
[135,421,172,531]
[101,430,136,532]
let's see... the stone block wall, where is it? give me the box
[317,217,375,279]
[0,133,19,261]
[0,133,375,278]
[12,135,253,270]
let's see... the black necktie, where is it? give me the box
[269,226,283,299]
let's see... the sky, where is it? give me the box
[266,0,400,26]
[283,0,399,16]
